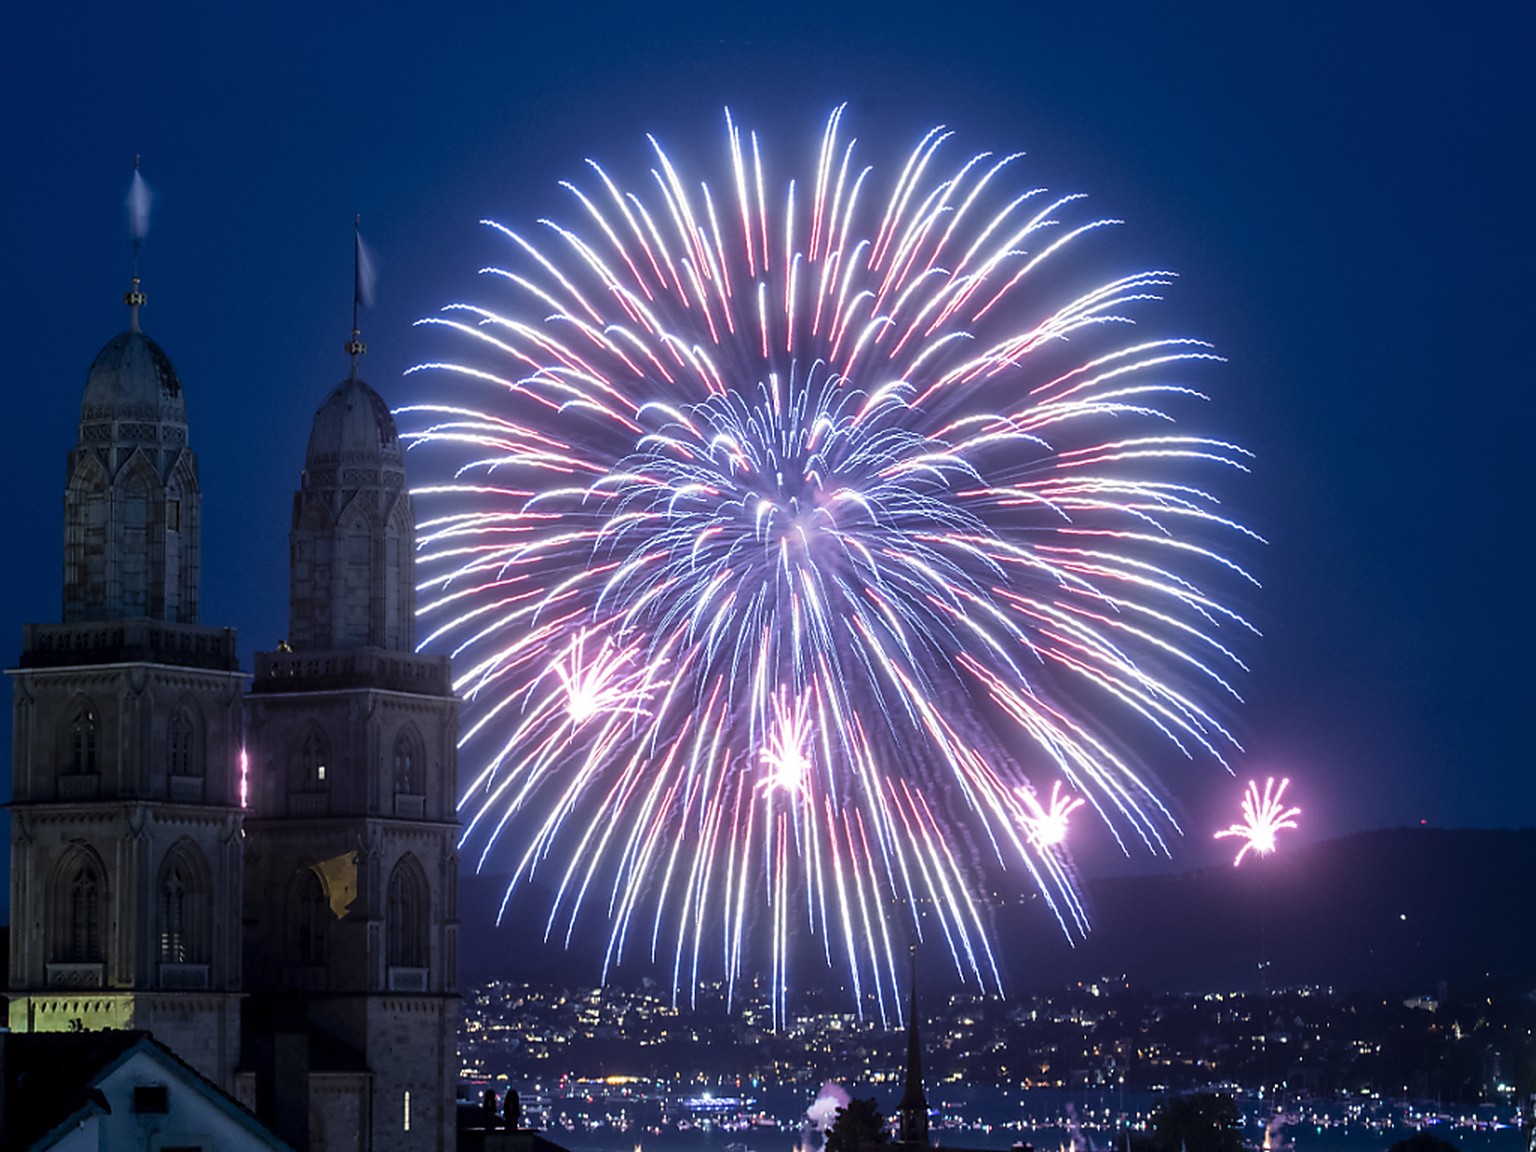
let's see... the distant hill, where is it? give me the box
[460,827,1536,996]
[1008,826,1536,993]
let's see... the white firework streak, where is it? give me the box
[403,106,1259,1025]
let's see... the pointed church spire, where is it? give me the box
[898,945,929,1146]
[289,220,414,653]
[346,213,374,377]
[67,159,199,625]
[124,156,151,332]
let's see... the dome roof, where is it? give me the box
[304,374,404,474]
[81,330,185,426]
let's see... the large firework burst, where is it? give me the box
[404,107,1257,1022]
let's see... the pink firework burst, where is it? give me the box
[1016,781,1085,849]
[1215,777,1300,865]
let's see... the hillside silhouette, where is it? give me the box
[1018,827,1536,992]
[461,827,1536,996]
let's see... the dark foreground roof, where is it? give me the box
[1,1030,291,1151]
[2,1031,144,1148]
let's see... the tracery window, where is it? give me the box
[294,869,329,966]
[386,857,428,969]
[168,706,200,776]
[160,867,188,963]
[53,849,106,964]
[69,870,101,962]
[157,842,210,966]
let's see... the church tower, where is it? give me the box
[6,276,246,1089]
[896,953,929,1147]
[242,320,459,1152]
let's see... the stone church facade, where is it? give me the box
[7,280,460,1152]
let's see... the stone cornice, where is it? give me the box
[17,620,243,672]
[252,647,452,697]
[7,802,243,827]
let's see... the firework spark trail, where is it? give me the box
[404,108,1258,1024]
[1216,777,1300,866]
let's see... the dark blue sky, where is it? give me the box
[3,0,1531,902]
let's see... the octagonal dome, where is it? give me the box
[81,329,186,426]
[304,374,404,473]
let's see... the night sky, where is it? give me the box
[3,1,1531,923]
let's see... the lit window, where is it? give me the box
[403,1089,412,1132]
[298,729,329,791]
[160,866,187,962]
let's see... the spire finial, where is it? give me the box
[906,942,916,1021]
[348,213,374,377]
[898,943,928,1146]
[124,156,151,332]
[125,276,145,333]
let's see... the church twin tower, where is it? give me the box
[7,276,459,1151]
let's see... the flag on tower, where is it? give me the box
[126,157,153,241]
[354,217,378,311]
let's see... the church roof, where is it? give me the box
[81,329,186,425]
[304,373,403,472]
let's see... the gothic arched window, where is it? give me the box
[393,728,422,796]
[69,868,102,962]
[168,705,201,777]
[52,848,107,965]
[386,856,428,969]
[293,868,330,967]
[158,841,211,967]
[68,701,98,775]
[161,868,187,961]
